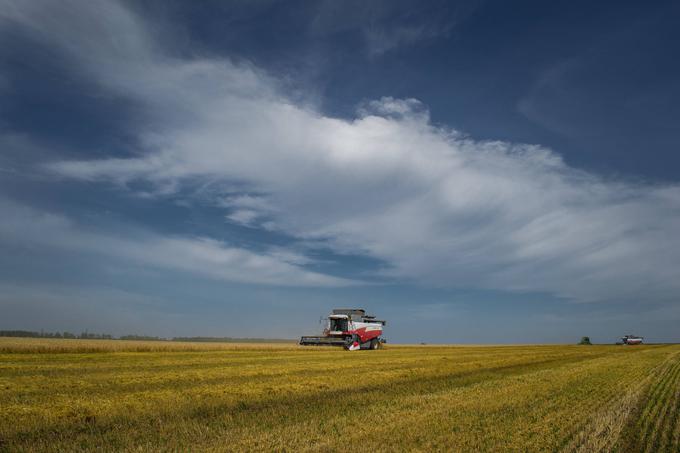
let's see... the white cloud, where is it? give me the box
[226,209,260,226]
[3,0,680,303]
[221,195,275,226]
[309,0,468,56]
[0,198,352,287]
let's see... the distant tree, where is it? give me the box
[0,330,112,339]
[120,335,164,341]
[578,336,592,345]
[0,330,32,337]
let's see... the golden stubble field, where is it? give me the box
[0,338,678,452]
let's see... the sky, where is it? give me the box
[1,0,679,343]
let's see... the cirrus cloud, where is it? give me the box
[0,197,352,287]
[4,0,680,303]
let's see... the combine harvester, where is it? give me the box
[300,308,386,351]
[620,334,644,345]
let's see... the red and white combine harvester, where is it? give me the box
[300,308,386,350]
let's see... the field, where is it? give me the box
[1,338,679,452]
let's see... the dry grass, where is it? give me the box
[0,338,678,452]
[615,349,680,452]
[0,337,297,353]
[561,349,678,453]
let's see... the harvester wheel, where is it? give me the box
[345,334,359,350]
[370,339,379,350]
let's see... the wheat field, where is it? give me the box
[0,338,678,452]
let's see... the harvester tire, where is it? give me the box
[345,334,359,350]
[370,339,379,350]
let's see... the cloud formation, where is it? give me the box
[3,0,680,303]
[0,198,350,287]
[310,0,469,56]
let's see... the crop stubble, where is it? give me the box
[0,338,678,452]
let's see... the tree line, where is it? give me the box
[0,330,293,342]
[0,330,113,339]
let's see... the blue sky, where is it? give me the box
[1,0,679,343]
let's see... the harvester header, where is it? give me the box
[300,308,386,350]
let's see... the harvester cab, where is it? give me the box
[300,308,386,351]
[327,315,349,335]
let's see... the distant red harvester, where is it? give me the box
[620,334,643,345]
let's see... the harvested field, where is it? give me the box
[0,338,678,452]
